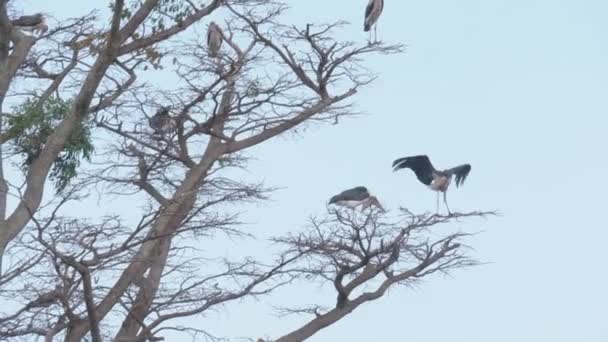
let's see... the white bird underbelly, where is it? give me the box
[428,176,451,192]
[336,200,366,208]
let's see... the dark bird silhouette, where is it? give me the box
[25,285,62,310]
[329,186,385,212]
[392,155,471,214]
[364,0,384,43]
[148,106,176,138]
[11,13,48,35]
[207,21,223,58]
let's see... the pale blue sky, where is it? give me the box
[16,0,608,341]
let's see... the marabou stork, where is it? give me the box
[364,0,384,43]
[11,13,48,35]
[329,186,386,213]
[392,155,471,214]
[207,21,223,58]
[148,106,176,137]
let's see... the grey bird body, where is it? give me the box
[207,22,223,58]
[11,14,48,34]
[364,0,384,43]
[329,186,385,212]
[392,155,471,213]
[149,106,176,136]
[364,0,384,32]
[25,285,62,310]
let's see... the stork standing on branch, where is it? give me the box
[392,155,471,214]
[207,21,223,59]
[11,13,48,35]
[329,186,386,213]
[148,106,177,138]
[364,0,384,43]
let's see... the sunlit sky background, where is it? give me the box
[13,0,608,341]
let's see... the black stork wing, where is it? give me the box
[364,0,374,31]
[365,0,374,19]
[392,155,435,186]
[329,186,370,204]
[445,164,471,187]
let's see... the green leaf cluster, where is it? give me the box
[6,96,94,193]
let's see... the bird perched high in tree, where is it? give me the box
[11,13,48,35]
[148,106,177,138]
[329,186,386,213]
[392,155,471,214]
[207,21,223,59]
[364,0,384,43]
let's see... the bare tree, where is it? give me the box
[271,209,493,341]
[0,1,494,341]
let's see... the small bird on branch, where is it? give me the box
[148,106,177,139]
[207,21,224,59]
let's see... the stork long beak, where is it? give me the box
[38,24,48,34]
[369,196,386,213]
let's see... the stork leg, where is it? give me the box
[435,191,440,214]
[443,191,452,215]
[374,24,378,43]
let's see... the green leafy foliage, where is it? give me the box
[111,0,195,27]
[6,96,94,193]
[108,0,197,69]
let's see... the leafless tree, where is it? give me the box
[0,1,494,341]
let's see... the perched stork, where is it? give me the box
[11,13,48,35]
[207,21,223,58]
[392,155,471,214]
[364,0,384,43]
[329,186,386,213]
[148,106,176,137]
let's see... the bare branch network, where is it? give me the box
[0,1,494,341]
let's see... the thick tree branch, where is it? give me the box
[118,0,223,56]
